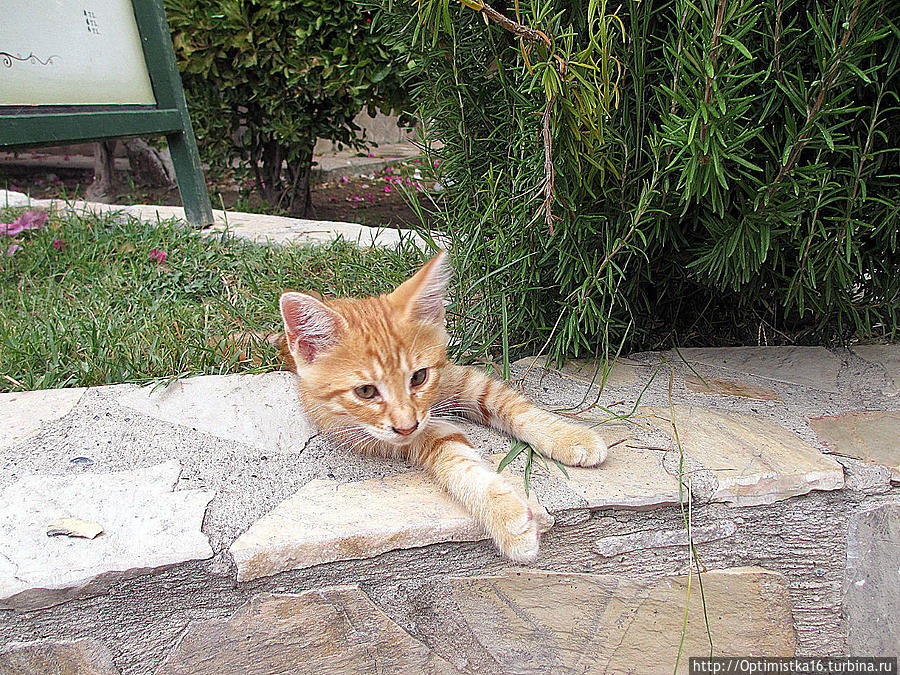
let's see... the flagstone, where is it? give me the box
[0,460,213,611]
[118,372,314,453]
[0,387,87,451]
[809,411,900,482]
[685,375,780,401]
[230,470,552,582]
[445,567,795,673]
[643,406,844,506]
[513,355,654,389]
[676,346,842,392]
[845,501,900,656]
[0,638,119,675]
[154,588,461,674]
[852,345,900,397]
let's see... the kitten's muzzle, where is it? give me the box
[392,422,419,436]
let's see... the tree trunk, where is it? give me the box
[85,141,120,202]
[257,137,315,218]
[122,138,175,188]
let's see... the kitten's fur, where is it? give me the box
[279,251,607,561]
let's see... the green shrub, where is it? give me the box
[384,0,899,362]
[165,0,411,215]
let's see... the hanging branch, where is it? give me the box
[766,0,862,202]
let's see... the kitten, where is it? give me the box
[279,251,607,561]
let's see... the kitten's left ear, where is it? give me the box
[391,250,451,323]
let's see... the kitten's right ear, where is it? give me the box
[279,292,344,363]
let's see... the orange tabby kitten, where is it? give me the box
[279,251,607,561]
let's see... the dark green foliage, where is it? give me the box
[385,0,900,362]
[165,0,410,215]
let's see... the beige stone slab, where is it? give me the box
[852,345,900,397]
[118,372,314,453]
[643,406,844,506]
[685,375,780,401]
[810,411,900,482]
[230,470,550,582]
[155,588,460,675]
[490,423,682,511]
[0,460,214,611]
[0,638,119,675]
[677,346,842,392]
[513,355,653,389]
[0,387,87,450]
[448,567,795,673]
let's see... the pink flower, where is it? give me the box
[367,153,375,158]
[0,210,48,237]
[149,249,168,263]
[367,194,376,203]
[340,176,350,183]
[347,193,364,203]
[383,185,393,194]
[52,239,66,251]
[5,244,22,257]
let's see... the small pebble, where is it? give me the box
[69,457,94,466]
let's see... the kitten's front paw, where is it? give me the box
[488,487,550,562]
[553,425,608,467]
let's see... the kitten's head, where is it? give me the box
[279,251,451,447]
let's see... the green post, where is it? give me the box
[132,0,212,228]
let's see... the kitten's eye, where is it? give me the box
[410,368,428,387]
[354,384,379,400]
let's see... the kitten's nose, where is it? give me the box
[392,422,419,436]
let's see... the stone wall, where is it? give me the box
[1,346,898,673]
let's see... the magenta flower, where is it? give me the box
[367,153,375,158]
[5,244,22,257]
[0,210,48,237]
[52,239,66,251]
[384,185,393,194]
[149,249,168,263]
[340,176,350,184]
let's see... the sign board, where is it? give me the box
[0,0,212,226]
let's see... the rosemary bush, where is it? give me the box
[384,0,899,361]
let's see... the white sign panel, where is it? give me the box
[0,0,156,106]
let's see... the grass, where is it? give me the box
[0,206,425,392]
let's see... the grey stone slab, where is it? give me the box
[644,405,845,506]
[595,520,737,557]
[0,638,119,675]
[852,345,900,397]
[0,460,213,611]
[0,387,86,450]
[810,411,900,482]
[512,355,653,389]
[443,567,795,673]
[154,588,461,674]
[118,372,314,454]
[845,501,900,657]
[677,346,842,392]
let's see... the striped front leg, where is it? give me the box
[443,364,608,468]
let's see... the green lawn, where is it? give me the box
[0,207,424,392]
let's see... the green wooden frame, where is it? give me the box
[0,0,213,227]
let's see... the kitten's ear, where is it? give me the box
[279,292,345,363]
[391,250,451,322]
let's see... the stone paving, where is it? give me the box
[0,188,431,249]
[0,342,897,672]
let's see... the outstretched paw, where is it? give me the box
[551,425,608,467]
[488,487,547,562]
